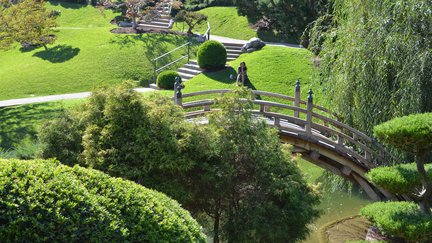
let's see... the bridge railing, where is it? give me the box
[174,83,400,169]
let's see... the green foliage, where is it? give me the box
[181,89,321,242]
[39,110,84,166]
[311,0,432,135]
[157,70,182,89]
[0,159,205,242]
[373,113,432,154]
[197,40,226,70]
[39,82,195,181]
[361,202,432,242]
[174,10,208,34]
[235,0,329,39]
[367,163,432,194]
[0,0,58,50]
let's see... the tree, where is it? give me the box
[0,0,58,50]
[308,0,432,135]
[104,0,154,29]
[235,0,328,39]
[181,89,321,242]
[174,10,208,34]
[357,113,432,242]
[373,113,432,214]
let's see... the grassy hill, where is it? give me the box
[183,45,322,104]
[0,1,195,100]
[174,7,286,42]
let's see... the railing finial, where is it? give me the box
[295,80,300,92]
[308,89,313,103]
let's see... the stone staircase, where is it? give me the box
[176,42,244,81]
[138,5,173,29]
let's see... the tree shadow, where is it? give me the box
[19,45,40,53]
[0,103,66,149]
[202,67,237,84]
[33,45,80,63]
[48,0,85,9]
[110,33,192,68]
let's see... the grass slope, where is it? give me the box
[0,1,194,100]
[174,7,286,42]
[183,45,323,104]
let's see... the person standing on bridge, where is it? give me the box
[237,62,249,86]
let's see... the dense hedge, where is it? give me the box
[373,113,432,154]
[367,163,432,194]
[361,202,432,242]
[157,70,182,89]
[197,40,227,70]
[184,0,234,11]
[0,159,205,242]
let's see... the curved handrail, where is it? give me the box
[178,89,400,168]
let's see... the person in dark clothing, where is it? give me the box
[237,62,249,86]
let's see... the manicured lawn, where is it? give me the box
[182,45,324,106]
[173,7,287,42]
[0,1,196,100]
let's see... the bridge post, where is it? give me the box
[294,80,300,118]
[305,89,313,136]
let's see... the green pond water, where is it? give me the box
[297,159,371,243]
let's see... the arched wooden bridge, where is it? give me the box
[173,83,402,201]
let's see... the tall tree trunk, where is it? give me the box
[213,200,220,243]
[417,152,431,215]
[132,17,137,30]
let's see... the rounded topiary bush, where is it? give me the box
[197,40,227,70]
[0,159,205,242]
[157,70,182,89]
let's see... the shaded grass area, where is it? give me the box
[0,99,83,150]
[0,1,197,100]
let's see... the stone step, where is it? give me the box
[222,42,245,48]
[155,18,171,23]
[226,49,243,54]
[177,67,202,75]
[227,53,240,58]
[137,23,170,29]
[178,71,195,80]
[184,63,201,71]
[189,60,198,65]
[227,57,236,61]
[139,21,170,27]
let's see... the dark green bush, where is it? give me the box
[0,159,205,242]
[361,202,432,242]
[197,40,227,70]
[373,113,432,154]
[157,70,182,89]
[367,163,432,194]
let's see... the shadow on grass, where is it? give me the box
[0,103,65,149]
[202,67,237,84]
[19,45,41,53]
[48,0,85,9]
[33,45,80,63]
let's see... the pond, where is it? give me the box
[297,159,371,243]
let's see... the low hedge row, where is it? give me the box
[0,159,205,242]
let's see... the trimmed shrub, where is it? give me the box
[361,202,432,242]
[373,113,432,154]
[157,70,182,89]
[367,163,432,194]
[197,40,227,70]
[0,159,205,242]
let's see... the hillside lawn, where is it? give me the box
[0,45,319,150]
[174,7,290,42]
[0,1,196,101]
